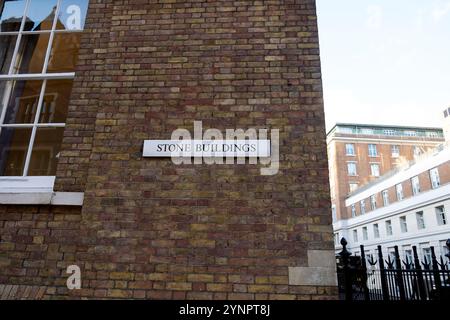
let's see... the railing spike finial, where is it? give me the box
[386,255,395,269]
[421,257,431,270]
[339,237,351,259]
[404,256,413,270]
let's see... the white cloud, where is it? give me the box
[366,5,383,30]
[432,1,450,23]
[323,88,444,132]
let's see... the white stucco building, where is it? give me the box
[333,142,450,263]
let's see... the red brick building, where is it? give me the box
[0,0,337,299]
[327,124,444,222]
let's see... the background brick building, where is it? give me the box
[327,124,444,222]
[0,0,337,299]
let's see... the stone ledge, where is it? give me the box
[0,192,84,206]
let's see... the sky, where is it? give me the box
[1,0,88,31]
[316,0,450,131]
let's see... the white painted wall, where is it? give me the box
[334,194,450,261]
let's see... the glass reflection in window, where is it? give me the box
[0,127,32,176]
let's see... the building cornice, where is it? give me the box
[334,183,450,231]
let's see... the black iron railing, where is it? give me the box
[337,238,450,301]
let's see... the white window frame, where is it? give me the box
[411,176,421,195]
[345,143,355,156]
[413,146,422,158]
[396,183,404,201]
[362,226,368,241]
[349,183,358,193]
[373,223,380,238]
[436,206,447,226]
[416,211,425,230]
[347,162,357,176]
[400,216,408,233]
[368,144,378,157]
[404,249,413,264]
[0,0,85,204]
[370,163,380,177]
[353,229,358,243]
[422,248,432,264]
[429,168,440,189]
[360,200,365,215]
[391,145,400,158]
[386,220,393,236]
[370,195,377,211]
[351,204,356,217]
[382,190,389,206]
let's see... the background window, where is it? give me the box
[404,249,413,264]
[345,143,355,156]
[436,206,447,226]
[360,200,366,215]
[349,183,358,193]
[351,204,356,217]
[429,168,440,189]
[391,145,400,157]
[370,164,380,177]
[353,230,358,243]
[423,248,432,264]
[388,251,397,268]
[368,144,378,157]
[382,190,389,206]
[416,212,425,230]
[373,224,380,238]
[370,195,377,210]
[413,146,422,158]
[0,0,89,177]
[396,184,404,201]
[400,216,408,233]
[386,220,393,236]
[362,227,368,241]
[347,162,357,176]
[411,176,421,195]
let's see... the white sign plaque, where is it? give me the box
[143,140,271,158]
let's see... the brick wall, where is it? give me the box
[0,0,337,300]
[331,140,442,220]
[0,205,82,298]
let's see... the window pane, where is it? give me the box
[0,0,27,32]
[57,0,89,31]
[0,127,31,176]
[0,34,17,74]
[47,33,81,72]
[28,127,64,176]
[38,79,72,123]
[2,80,44,124]
[24,0,58,31]
[13,33,50,74]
